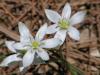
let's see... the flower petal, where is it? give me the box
[62,3,71,19]
[46,24,59,34]
[54,30,67,45]
[68,27,80,40]
[13,43,26,50]
[35,23,47,41]
[22,50,35,67]
[18,22,33,43]
[45,9,61,23]
[37,48,49,60]
[70,11,86,26]
[19,66,25,72]
[41,38,61,48]
[0,54,21,67]
[5,41,16,52]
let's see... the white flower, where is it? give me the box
[0,41,22,67]
[45,3,86,44]
[1,22,61,71]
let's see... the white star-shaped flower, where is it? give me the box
[45,3,86,44]
[0,22,61,71]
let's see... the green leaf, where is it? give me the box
[0,55,6,62]
[70,70,78,75]
[17,50,27,57]
[11,73,17,75]
[68,63,84,75]
[49,50,84,75]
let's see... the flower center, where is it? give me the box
[32,41,39,49]
[58,19,70,29]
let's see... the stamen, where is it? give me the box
[58,19,69,29]
[32,41,39,49]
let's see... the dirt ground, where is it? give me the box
[0,0,100,75]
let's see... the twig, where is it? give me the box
[0,25,19,41]
[0,3,16,20]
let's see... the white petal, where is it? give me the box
[13,43,26,50]
[0,54,21,67]
[19,66,24,72]
[46,24,59,34]
[5,41,16,52]
[68,27,80,40]
[70,11,86,26]
[62,3,71,19]
[18,22,33,43]
[35,23,47,41]
[37,48,49,60]
[23,50,35,67]
[45,9,61,23]
[54,30,67,45]
[41,38,61,48]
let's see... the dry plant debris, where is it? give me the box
[0,0,100,75]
